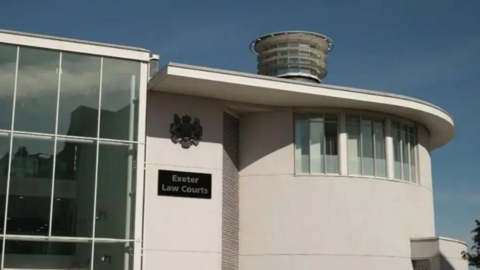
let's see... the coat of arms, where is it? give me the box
[170,114,203,149]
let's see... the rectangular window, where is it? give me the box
[295,115,310,173]
[412,259,430,270]
[295,113,339,174]
[374,120,387,177]
[347,115,386,178]
[361,118,375,176]
[392,122,417,182]
[392,123,402,179]
[410,131,417,183]
[402,128,410,181]
[347,116,361,175]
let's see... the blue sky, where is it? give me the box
[2,0,480,256]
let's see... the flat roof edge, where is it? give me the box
[411,237,468,246]
[0,28,150,53]
[163,62,454,123]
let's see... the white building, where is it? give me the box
[0,29,468,270]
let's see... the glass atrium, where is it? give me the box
[0,39,147,270]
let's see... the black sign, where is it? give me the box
[158,170,212,199]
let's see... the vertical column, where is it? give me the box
[133,62,148,270]
[339,113,348,175]
[0,46,19,270]
[48,52,63,237]
[385,119,394,179]
[90,57,104,270]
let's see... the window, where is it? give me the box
[295,113,339,174]
[412,259,430,270]
[392,122,417,182]
[346,115,386,177]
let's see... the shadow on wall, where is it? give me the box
[146,92,222,144]
[413,252,466,270]
[439,253,461,270]
[238,112,293,172]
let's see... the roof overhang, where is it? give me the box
[148,63,455,150]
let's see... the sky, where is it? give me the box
[1,0,480,262]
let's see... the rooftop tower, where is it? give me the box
[250,31,334,83]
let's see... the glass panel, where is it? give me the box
[346,115,359,124]
[347,123,361,175]
[58,52,101,137]
[392,127,402,179]
[374,122,386,177]
[14,47,59,134]
[324,114,337,122]
[361,123,374,176]
[309,114,323,121]
[95,143,136,239]
[325,122,339,174]
[93,242,131,270]
[401,129,410,181]
[0,44,17,130]
[295,120,309,173]
[2,240,91,266]
[100,58,140,141]
[309,121,323,174]
[410,133,416,183]
[0,134,11,234]
[6,136,54,236]
[51,138,97,238]
[412,259,430,270]
[361,117,372,125]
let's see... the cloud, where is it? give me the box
[0,50,140,103]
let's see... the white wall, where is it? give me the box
[143,92,224,270]
[239,111,436,270]
[417,124,433,190]
[411,237,468,270]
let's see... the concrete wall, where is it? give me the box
[411,237,468,270]
[144,92,224,270]
[239,111,436,270]
[143,95,462,270]
[417,124,433,190]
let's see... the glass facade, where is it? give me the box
[295,113,339,174]
[295,113,418,182]
[346,115,387,178]
[0,42,144,270]
[392,122,417,182]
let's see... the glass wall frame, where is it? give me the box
[294,113,340,175]
[346,115,387,178]
[294,110,419,184]
[0,42,148,270]
[392,121,418,183]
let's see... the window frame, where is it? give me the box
[294,112,340,175]
[293,109,422,185]
[412,259,431,270]
[346,115,387,179]
[392,121,418,182]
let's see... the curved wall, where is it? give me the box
[239,111,435,270]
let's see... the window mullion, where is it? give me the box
[308,114,311,174]
[323,118,327,174]
[372,122,377,177]
[359,118,364,176]
[407,131,412,182]
[399,127,404,180]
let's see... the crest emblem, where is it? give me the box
[170,114,203,149]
